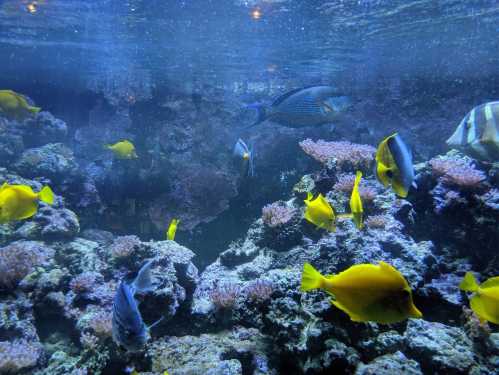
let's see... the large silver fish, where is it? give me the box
[446,101,499,161]
[248,86,352,128]
[112,260,162,352]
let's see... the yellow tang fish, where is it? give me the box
[375,133,415,198]
[300,261,422,324]
[106,140,138,159]
[303,192,336,232]
[460,272,499,324]
[350,171,363,229]
[0,183,54,224]
[0,90,41,121]
[166,218,179,241]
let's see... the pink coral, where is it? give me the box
[429,157,486,189]
[261,201,296,227]
[70,272,102,294]
[109,235,142,259]
[299,139,376,170]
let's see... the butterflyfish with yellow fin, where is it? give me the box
[375,133,415,198]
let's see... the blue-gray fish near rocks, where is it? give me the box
[112,260,162,352]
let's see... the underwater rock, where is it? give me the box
[405,319,476,373]
[355,351,423,375]
[14,143,78,181]
[148,327,275,375]
[23,111,68,147]
[15,205,80,240]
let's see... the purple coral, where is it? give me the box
[245,279,273,302]
[429,157,486,189]
[0,340,42,373]
[0,241,52,290]
[209,283,240,310]
[261,201,296,227]
[299,139,376,170]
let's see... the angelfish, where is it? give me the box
[375,133,416,198]
[247,86,352,128]
[112,260,162,352]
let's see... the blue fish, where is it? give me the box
[247,86,352,128]
[112,260,162,352]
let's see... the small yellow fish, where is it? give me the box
[106,140,138,159]
[303,192,336,232]
[166,218,179,241]
[301,261,422,324]
[460,272,499,324]
[350,171,364,229]
[0,90,41,121]
[0,183,54,223]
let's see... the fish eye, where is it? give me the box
[386,170,394,178]
[401,290,410,299]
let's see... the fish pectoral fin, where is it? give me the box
[330,299,363,322]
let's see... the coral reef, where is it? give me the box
[299,139,376,171]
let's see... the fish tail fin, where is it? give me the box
[30,106,41,114]
[244,103,267,129]
[39,186,54,205]
[301,263,325,292]
[133,260,154,293]
[460,272,479,292]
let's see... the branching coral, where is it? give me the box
[262,201,296,228]
[0,241,51,290]
[245,279,273,303]
[0,340,41,373]
[429,157,486,189]
[209,283,240,310]
[299,139,376,170]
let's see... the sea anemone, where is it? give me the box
[209,283,240,310]
[245,279,273,303]
[365,215,388,229]
[261,201,296,228]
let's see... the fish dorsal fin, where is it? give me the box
[378,261,405,284]
[272,87,308,107]
[480,276,499,289]
[12,185,35,195]
[0,182,8,191]
[132,260,154,294]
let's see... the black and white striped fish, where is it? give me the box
[112,260,162,352]
[247,86,352,128]
[446,101,499,161]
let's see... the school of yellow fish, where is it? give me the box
[0,90,497,333]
